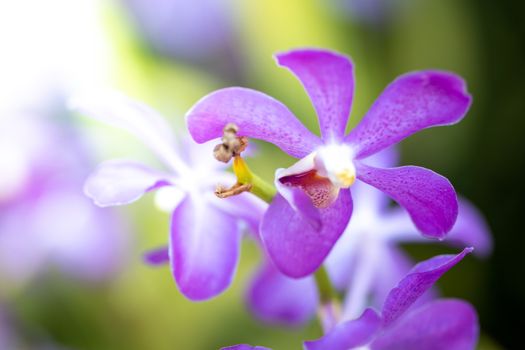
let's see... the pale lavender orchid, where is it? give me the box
[0,115,127,285]
[327,0,407,25]
[186,48,472,278]
[0,307,13,350]
[70,91,266,301]
[227,248,478,350]
[245,150,490,327]
[122,0,236,61]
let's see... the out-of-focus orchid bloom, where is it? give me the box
[186,48,472,278]
[245,148,490,327]
[121,0,238,64]
[0,307,14,350]
[326,0,407,26]
[0,115,128,286]
[246,259,319,327]
[70,91,266,301]
[228,249,478,350]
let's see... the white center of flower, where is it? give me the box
[314,144,356,188]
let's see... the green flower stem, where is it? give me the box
[314,265,337,304]
[315,265,342,332]
[233,156,276,203]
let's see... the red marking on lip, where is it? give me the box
[280,170,339,208]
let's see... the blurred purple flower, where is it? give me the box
[230,249,478,350]
[327,0,407,26]
[0,115,128,285]
[70,91,266,301]
[246,258,319,327]
[0,307,14,349]
[122,0,239,67]
[186,48,472,278]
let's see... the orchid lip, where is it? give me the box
[275,144,357,208]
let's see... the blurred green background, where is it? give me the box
[1,0,524,349]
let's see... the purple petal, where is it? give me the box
[381,248,473,326]
[447,198,492,257]
[372,247,416,311]
[304,308,381,350]
[221,345,271,350]
[346,71,471,159]
[381,198,492,257]
[186,87,322,158]
[372,299,478,350]
[69,90,187,173]
[170,195,241,301]
[143,246,169,266]
[356,163,458,238]
[261,190,352,278]
[84,160,172,207]
[275,49,354,141]
[246,261,318,326]
[210,193,268,238]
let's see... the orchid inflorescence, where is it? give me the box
[72,48,491,349]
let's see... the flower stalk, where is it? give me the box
[314,265,341,332]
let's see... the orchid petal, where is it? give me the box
[170,195,241,300]
[372,247,416,311]
[447,198,492,257]
[84,160,172,207]
[350,147,399,214]
[69,90,187,173]
[356,163,458,238]
[221,345,271,350]
[381,198,492,257]
[381,248,473,326]
[275,176,322,231]
[346,71,471,159]
[186,87,322,158]
[246,261,318,326]
[209,193,268,238]
[275,49,354,142]
[372,299,478,350]
[261,190,352,278]
[304,308,381,350]
[143,246,169,266]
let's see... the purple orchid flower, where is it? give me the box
[304,248,478,350]
[0,115,128,285]
[244,148,490,327]
[325,148,492,319]
[186,48,472,278]
[70,90,266,301]
[226,248,478,350]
